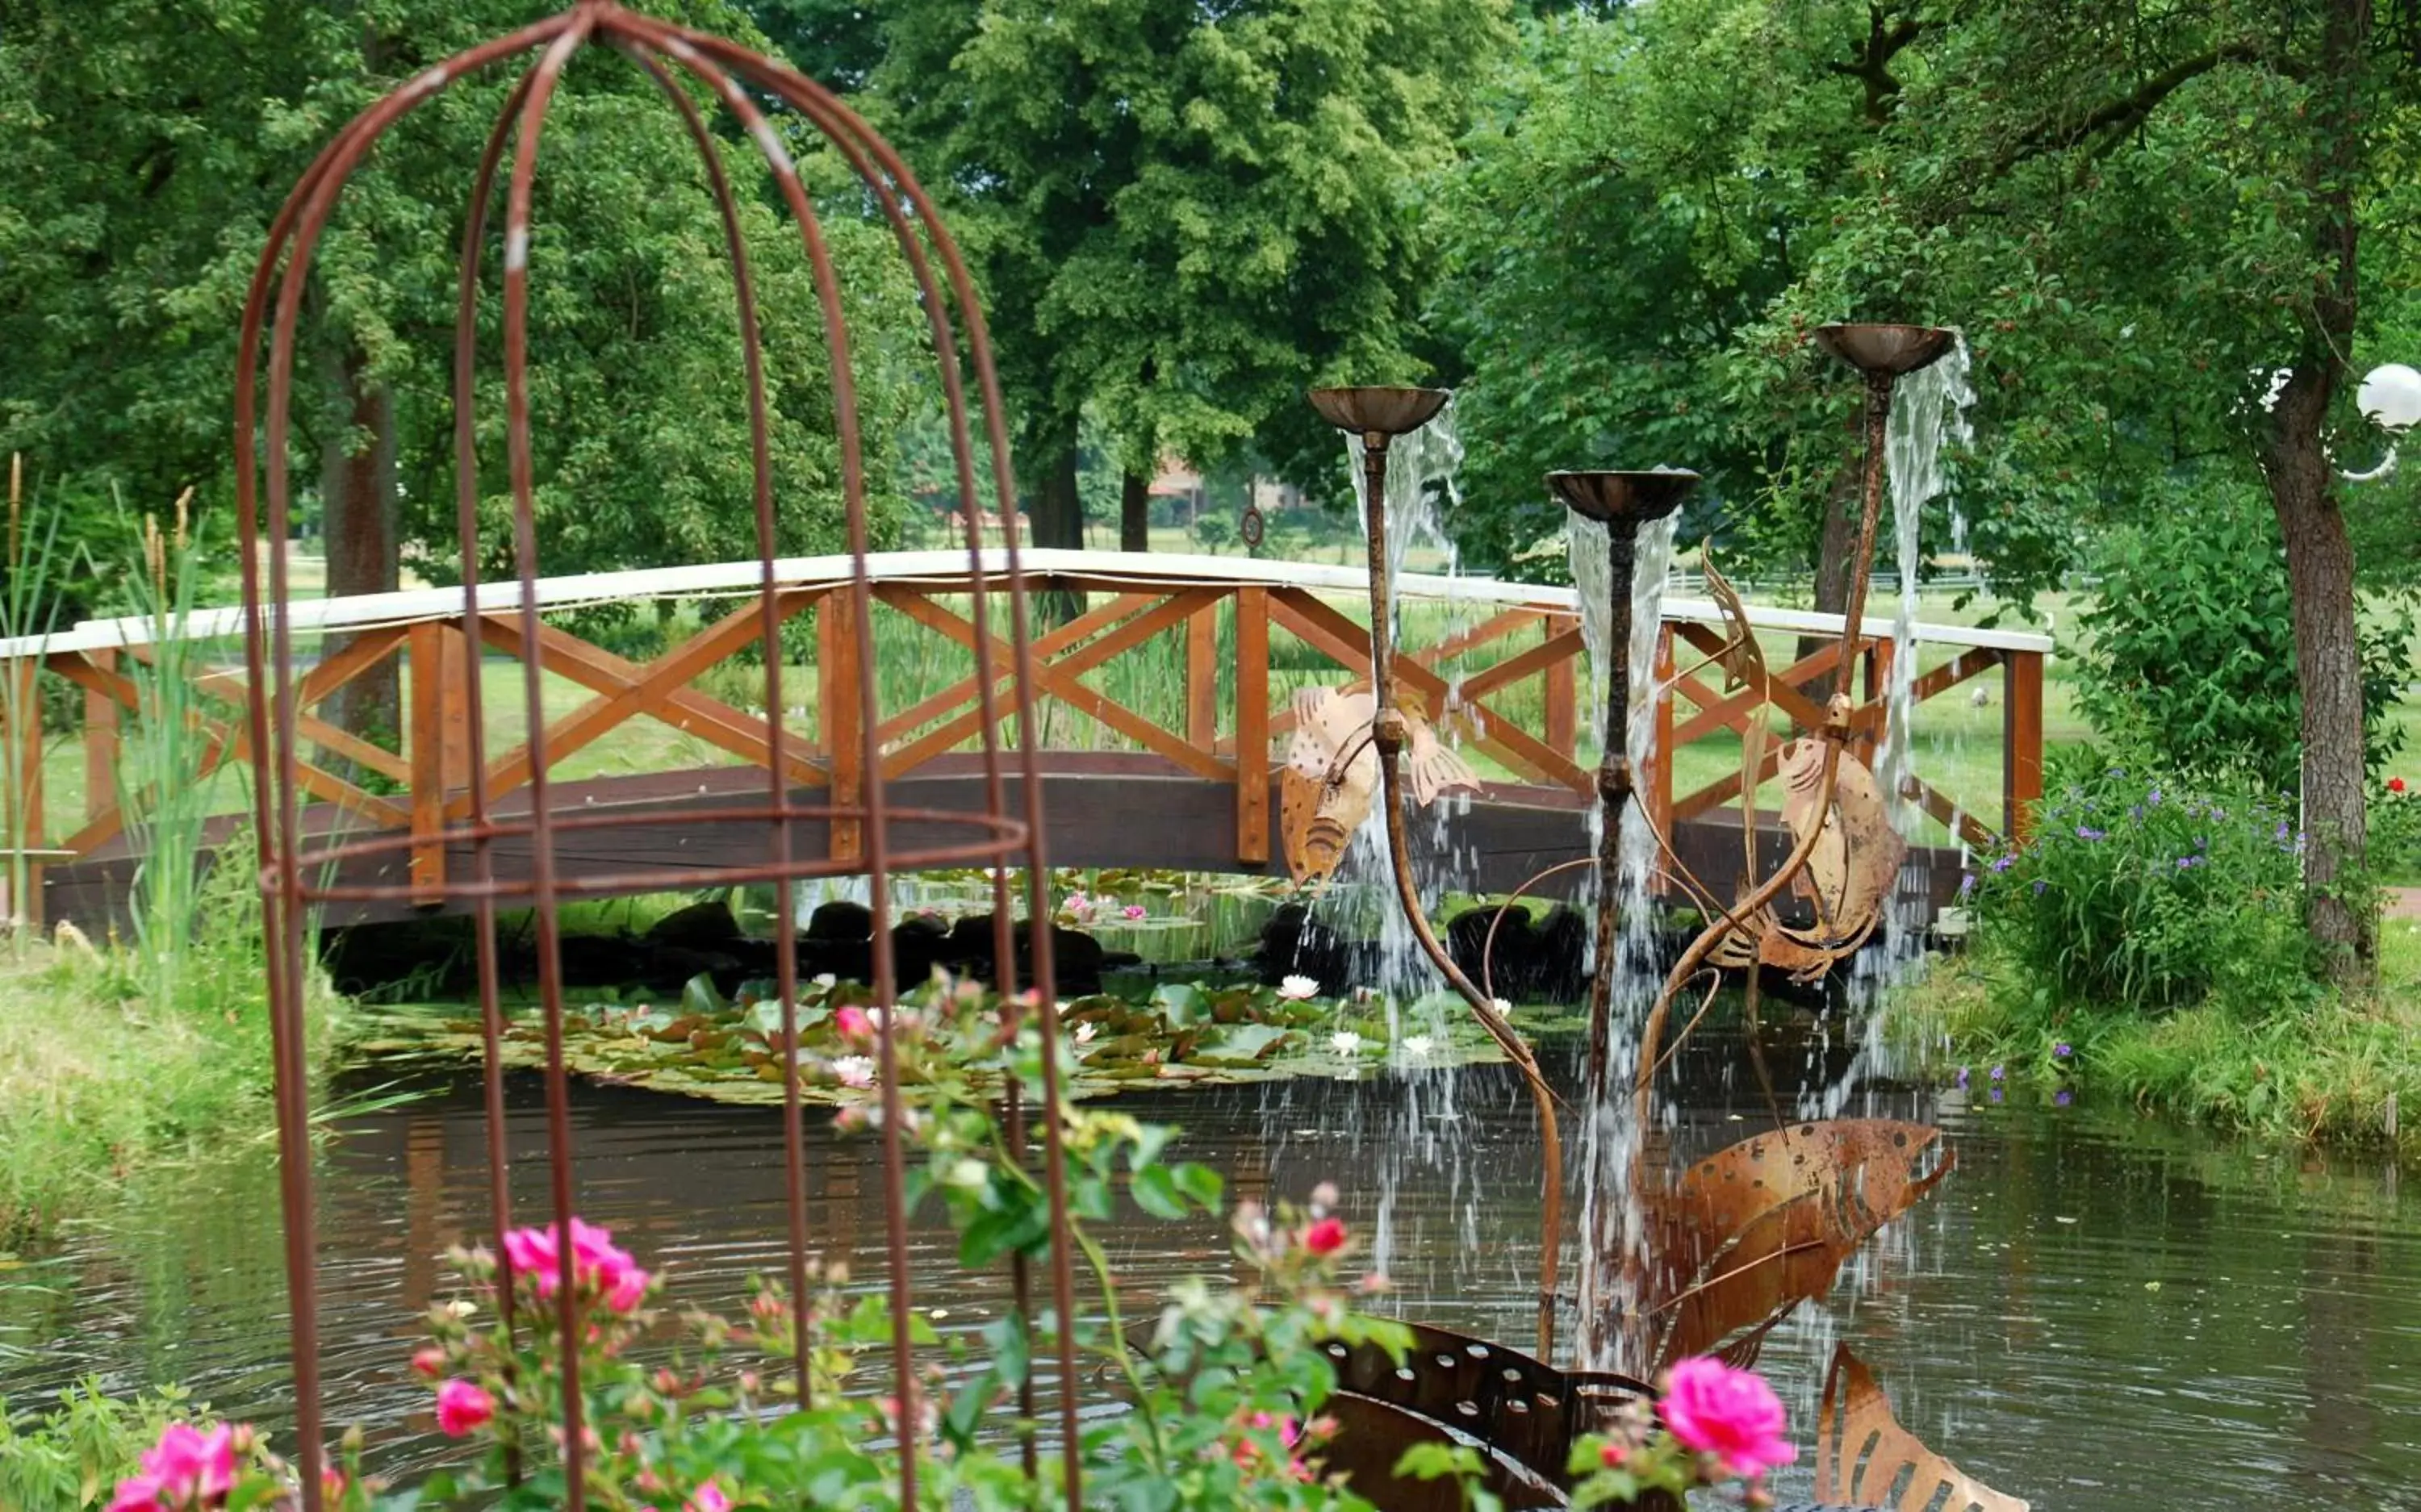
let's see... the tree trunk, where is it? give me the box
[1029,426,1085,622]
[2261,0,2375,974]
[1120,469,1150,552]
[2268,380,2373,971]
[319,343,400,753]
[1796,446,1863,711]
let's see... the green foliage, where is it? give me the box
[2075,488,2415,790]
[0,1380,196,1512]
[1969,753,2315,1020]
[1,0,925,592]
[843,0,1511,494]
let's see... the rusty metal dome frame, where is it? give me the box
[232,5,1081,1506]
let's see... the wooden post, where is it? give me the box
[1543,611,1577,758]
[439,624,473,790]
[408,621,448,904]
[6,659,42,928]
[1234,587,1269,866]
[820,595,863,862]
[1186,599,1219,751]
[1858,636,1892,767]
[1647,624,1675,857]
[2004,647,2044,844]
[82,649,118,821]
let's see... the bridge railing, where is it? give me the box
[0,549,2049,923]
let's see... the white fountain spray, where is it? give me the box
[1569,503,1682,1372]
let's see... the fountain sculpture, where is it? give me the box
[1308,324,2027,1509]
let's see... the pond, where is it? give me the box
[5,1038,2419,1510]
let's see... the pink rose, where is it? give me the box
[500,1219,650,1309]
[436,1379,495,1437]
[138,1422,236,1504]
[1658,1357,1796,1478]
[1301,1217,1348,1256]
[410,1347,445,1379]
[106,1476,164,1512]
[685,1481,734,1512]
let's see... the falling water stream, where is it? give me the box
[1567,506,1681,1370]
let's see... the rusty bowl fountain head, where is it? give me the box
[1813,323,1955,378]
[1545,469,1700,525]
[1308,385,1452,439]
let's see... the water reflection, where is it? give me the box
[6,1046,2421,1508]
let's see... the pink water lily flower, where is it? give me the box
[1121,904,1147,919]
[1658,1357,1796,1478]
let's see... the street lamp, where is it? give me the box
[2342,362,2421,482]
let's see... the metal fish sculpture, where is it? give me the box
[1278,684,1478,891]
[1816,1345,2029,1511]
[1713,736,1905,983]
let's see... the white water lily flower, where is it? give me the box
[1277,975,1320,1001]
[812,973,838,990]
[1490,997,1513,1017]
[1330,1030,1365,1057]
[1074,1021,1098,1046]
[833,1055,876,1088]
[1403,1034,1435,1058]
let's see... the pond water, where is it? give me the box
[6,1038,2420,1510]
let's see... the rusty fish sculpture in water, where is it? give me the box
[1712,737,1906,983]
[1815,1345,2029,1511]
[1278,685,1478,890]
[1633,1118,1953,1372]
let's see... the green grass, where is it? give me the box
[1895,917,2421,1154]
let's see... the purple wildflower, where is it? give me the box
[1990,1064,2005,1082]
[2076,825,2106,841]
[2054,1042,2072,1058]
[2055,1089,2073,1108]
[1991,854,2016,873]
[1989,1087,2005,1104]
[2176,855,2202,870]
[2032,879,2047,896]
[2148,787,2163,805]
[1955,1067,1970,1088]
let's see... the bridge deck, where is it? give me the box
[5,549,2032,930]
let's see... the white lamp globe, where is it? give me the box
[2357,363,2421,432]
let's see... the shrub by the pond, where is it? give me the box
[1970,755,2314,1017]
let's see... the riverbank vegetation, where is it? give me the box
[0,860,349,1249]
[1899,752,2421,1153]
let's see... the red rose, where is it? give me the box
[2390,776,2408,794]
[1301,1216,1348,1256]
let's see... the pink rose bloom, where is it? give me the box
[106,1476,163,1512]
[685,1481,734,1512]
[436,1379,496,1437]
[139,1422,236,1504]
[410,1346,445,1379]
[1658,1357,1796,1478]
[502,1219,649,1309]
[1301,1217,1348,1256]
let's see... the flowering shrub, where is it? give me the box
[1971,754,2314,1017]
[2377,775,2420,884]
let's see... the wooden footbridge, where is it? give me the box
[0,549,2047,930]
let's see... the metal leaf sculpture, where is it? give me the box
[1815,1346,2030,1512]
[1279,685,1476,889]
[1712,738,1905,983]
[1698,552,1767,695]
[1638,1120,1952,1372]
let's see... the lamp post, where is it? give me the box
[2346,362,2421,482]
